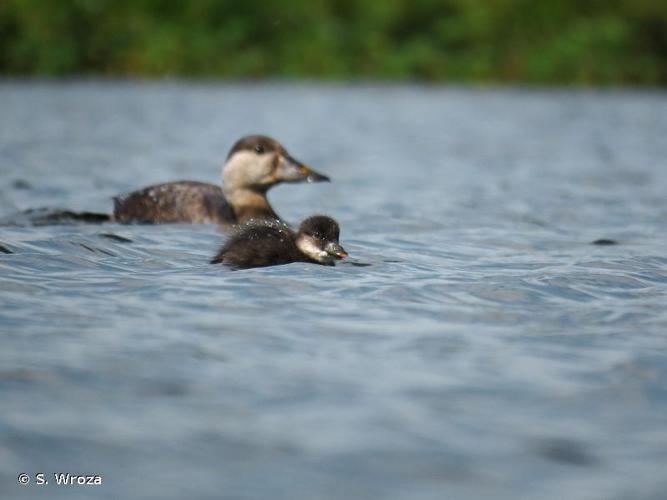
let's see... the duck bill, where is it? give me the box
[278,155,330,183]
[325,242,348,259]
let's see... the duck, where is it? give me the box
[211,215,348,269]
[113,135,329,227]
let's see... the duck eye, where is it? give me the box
[254,144,264,154]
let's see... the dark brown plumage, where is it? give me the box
[0,135,330,228]
[113,135,329,226]
[211,215,348,269]
[113,181,234,225]
[211,220,301,268]
[226,135,285,159]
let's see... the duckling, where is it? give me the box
[211,215,348,269]
[113,135,329,226]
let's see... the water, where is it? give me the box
[1,81,667,500]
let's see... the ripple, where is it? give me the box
[1,83,667,500]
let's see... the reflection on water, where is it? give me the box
[1,82,667,500]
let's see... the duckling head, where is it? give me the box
[222,135,329,196]
[296,215,348,265]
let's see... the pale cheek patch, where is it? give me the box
[296,237,334,263]
[222,151,274,188]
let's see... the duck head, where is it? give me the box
[296,215,348,265]
[222,135,329,194]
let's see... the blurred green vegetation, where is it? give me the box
[1,0,666,84]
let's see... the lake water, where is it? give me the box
[1,81,666,500]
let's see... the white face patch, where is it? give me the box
[296,235,335,264]
[222,150,276,194]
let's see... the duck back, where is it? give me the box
[211,222,302,268]
[113,181,235,224]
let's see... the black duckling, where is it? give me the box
[211,215,348,269]
[113,135,329,227]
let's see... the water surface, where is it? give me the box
[1,82,667,500]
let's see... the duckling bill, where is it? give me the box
[114,135,329,226]
[211,215,348,269]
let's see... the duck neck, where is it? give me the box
[224,187,279,224]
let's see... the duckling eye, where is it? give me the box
[254,144,265,154]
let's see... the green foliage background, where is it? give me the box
[1,0,666,84]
